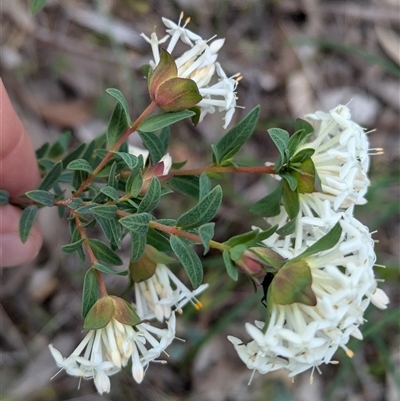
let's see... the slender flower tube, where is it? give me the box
[141,13,241,128]
[230,211,388,382]
[135,263,209,322]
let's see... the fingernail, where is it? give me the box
[0,234,40,267]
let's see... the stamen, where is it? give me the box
[248,369,256,385]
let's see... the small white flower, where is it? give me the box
[124,313,176,383]
[231,212,388,381]
[159,153,172,175]
[135,263,209,322]
[299,104,381,209]
[142,13,241,128]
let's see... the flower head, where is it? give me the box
[298,104,381,210]
[135,263,208,322]
[141,13,241,128]
[231,211,388,381]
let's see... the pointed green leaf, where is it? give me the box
[146,227,172,252]
[160,126,170,152]
[292,158,318,194]
[250,183,283,217]
[282,180,299,219]
[170,235,203,289]
[224,230,258,248]
[268,128,290,172]
[91,205,118,220]
[280,172,298,191]
[61,238,85,254]
[106,102,129,147]
[35,142,50,158]
[38,161,63,191]
[81,268,99,319]
[138,110,195,133]
[169,175,199,198]
[113,152,138,169]
[294,222,343,262]
[290,148,315,164]
[92,262,128,275]
[212,106,260,164]
[199,173,211,200]
[130,233,147,262]
[71,170,88,193]
[105,88,130,124]
[26,190,54,206]
[223,250,238,281]
[89,239,123,266]
[100,186,120,201]
[47,132,71,159]
[138,177,161,213]
[61,143,86,168]
[177,185,222,229]
[125,167,143,197]
[93,216,122,248]
[198,223,215,255]
[119,212,152,234]
[19,206,38,243]
[138,131,164,163]
[271,260,316,306]
[107,162,118,189]
[276,218,296,236]
[0,190,9,205]
[287,119,314,155]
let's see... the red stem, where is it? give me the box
[170,164,276,176]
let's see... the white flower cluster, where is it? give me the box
[229,105,388,383]
[50,315,175,394]
[141,12,242,128]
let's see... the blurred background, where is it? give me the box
[1,0,399,400]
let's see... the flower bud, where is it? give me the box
[148,49,202,112]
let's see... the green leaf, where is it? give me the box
[287,120,314,155]
[71,170,88,193]
[0,190,9,205]
[248,225,279,246]
[280,172,298,191]
[35,142,50,158]
[67,159,94,174]
[38,161,63,191]
[19,206,38,243]
[67,198,83,210]
[89,239,123,265]
[290,148,315,164]
[138,131,165,164]
[212,106,260,164]
[138,110,195,133]
[106,88,131,125]
[293,222,343,262]
[61,143,86,168]
[26,190,54,207]
[270,260,316,306]
[138,177,161,213]
[230,244,247,262]
[199,173,211,200]
[224,230,258,248]
[223,251,238,281]
[146,227,172,252]
[177,185,222,229]
[282,180,299,219]
[61,238,85,254]
[30,0,47,14]
[81,268,99,319]
[100,186,120,201]
[113,152,138,169]
[106,102,129,147]
[198,223,215,255]
[276,218,296,236]
[93,263,128,275]
[47,132,71,158]
[84,295,114,329]
[268,128,289,172]
[107,162,118,189]
[130,234,147,262]
[170,236,203,289]
[91,205,118,220]
[125,167,143,197]
[250,183,282,217]
[93,216,122,248]
[169,175,199,198]
[119,213,153,234]
[160,126,170,152]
